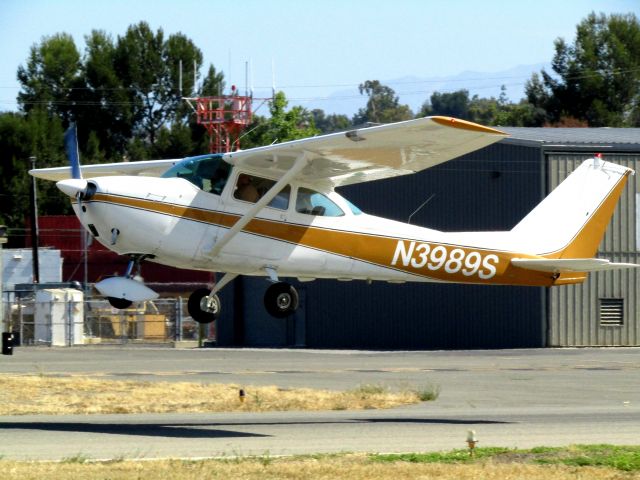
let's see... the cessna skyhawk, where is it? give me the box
[30,116,637,322]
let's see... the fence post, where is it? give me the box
[66,294,71,347]
[19,298,24,346]
[120,310,126,344]
[176,297,183,342]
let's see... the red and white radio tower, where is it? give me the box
[184,85,253,153]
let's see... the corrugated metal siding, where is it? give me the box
[302,281,543,349]
[547,153,640,346]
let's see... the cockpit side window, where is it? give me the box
[295,188,345,217]
[161,155,231,195]
[199,159,231,195]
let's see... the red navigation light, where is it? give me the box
[595,153,603,159]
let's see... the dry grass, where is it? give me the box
[1,454,636,480]
[0,375,423,415]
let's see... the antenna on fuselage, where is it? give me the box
[408,193,436,225]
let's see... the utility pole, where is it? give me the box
[29,156,39,284]
[0,225,7,333]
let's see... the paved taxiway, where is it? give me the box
[0,347,638,460]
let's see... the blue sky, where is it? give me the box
[1,0,638,115]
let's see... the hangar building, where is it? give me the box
[212,128,640,349]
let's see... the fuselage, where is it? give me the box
[72,168,560,288]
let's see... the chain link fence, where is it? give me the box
[2,293,209,346]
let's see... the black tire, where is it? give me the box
[264,282,299,318]
[107,296,132,309]
[188,288,219,324]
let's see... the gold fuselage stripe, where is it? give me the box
[87,168,629,287]
[89,193,560,286]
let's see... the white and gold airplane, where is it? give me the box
[30,116,638,322]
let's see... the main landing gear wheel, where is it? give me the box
[264,282,299,319]
[107,297,133,309]
[188,288,220,324]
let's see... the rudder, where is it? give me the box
[510,158,633,259]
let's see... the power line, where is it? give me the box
[2,66,639,92]
[1,66,638,107]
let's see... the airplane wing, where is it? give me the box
[29,116,505,185]
[224,116,508,187]
[29,159,180,181]
[511,258,640,273]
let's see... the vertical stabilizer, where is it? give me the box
[510,158,632,258]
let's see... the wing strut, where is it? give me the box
[211,272,239,296]
[206,152,309,258]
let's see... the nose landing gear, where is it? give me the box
[103,254,156,309]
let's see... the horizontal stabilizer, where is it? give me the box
[511,258,640,273]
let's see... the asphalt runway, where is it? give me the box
[0,346,639,460]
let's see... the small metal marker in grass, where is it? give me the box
[466,430,478,457]
[239,388,246,403]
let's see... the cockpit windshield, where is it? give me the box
[161,154,231,195]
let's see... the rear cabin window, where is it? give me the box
[296,188,344,217]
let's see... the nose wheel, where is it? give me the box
[107,297,132,309]
[188,288,220,324]
[103,254,154,310]
[264,282,299,318]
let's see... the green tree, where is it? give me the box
[114,22,203,150]
[311,109,352,133]
[421,90,471,119]
[495,100,547,127]
[200,64,226,97]
[152,122,195,158]
[0,112,31,227]
[526,12,640,126]
[0,110,70,228]
[76,30,133,159]
[421,87,546,127]
[245,91,319,147]
[17,33,81,122]
[468,95,499,125]
[353,80,413,124]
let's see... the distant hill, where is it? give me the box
[296,63,549,117]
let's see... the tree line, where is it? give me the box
[1,12,639,229]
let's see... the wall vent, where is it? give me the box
[599,298,624,326]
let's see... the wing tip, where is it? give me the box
[430,116,508,136]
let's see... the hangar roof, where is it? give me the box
[500,127,640,149]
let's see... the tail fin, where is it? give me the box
[511,158,633,259]
[63,123,82,180]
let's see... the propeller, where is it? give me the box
[61,122,97,214]
[56,178,88,198]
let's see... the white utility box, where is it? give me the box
[34,289,84,346]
